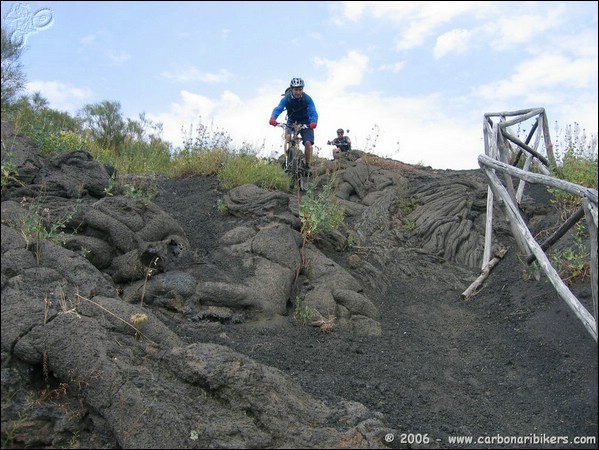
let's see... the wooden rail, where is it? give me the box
[464,108,598,342]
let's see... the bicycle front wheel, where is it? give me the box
[287,145,301,190]
[298,157,308,192]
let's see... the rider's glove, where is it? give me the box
[269,117,277,126]
[327,141,331,145]
[309,122,317,129]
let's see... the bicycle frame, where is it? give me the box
[275,122,310,192]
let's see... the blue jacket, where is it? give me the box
[271,92,318,125]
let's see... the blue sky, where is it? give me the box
[2,1,597,169]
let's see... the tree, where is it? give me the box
[1,26,27,113]
[78,101,127,153]
[30,91,49,112]
[13,93,81,136]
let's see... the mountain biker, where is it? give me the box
[328,128,351,159]
[269,77,318,170]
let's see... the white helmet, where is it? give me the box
[290,77,304,88]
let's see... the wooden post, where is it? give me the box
[540,110,557,168]
[526,206,585,264]
[479,161,597,342]
[582,198,598,331]
[462,247,508,301]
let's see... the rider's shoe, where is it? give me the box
[303,162,312,177]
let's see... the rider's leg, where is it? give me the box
[284,132,291,155]
[301,128,315,166]
[304,141,313,166]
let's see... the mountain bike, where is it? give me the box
[275,122,310,192]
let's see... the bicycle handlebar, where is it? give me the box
[274,122,309,130]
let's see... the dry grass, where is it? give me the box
[311,311,337,333]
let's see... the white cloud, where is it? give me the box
[313,51,368,93]
[80,34,96,45]
[171,90,215,116]
[161,67,233,83]
[474,53,597,101]
[378,61,406,73]
[334,1,369,23]
[25,80,92,114]
[105,49,130,66]
[551,28,598,59]
[338,1,486,51]
[434,28,472,59]
[490,8,564,51]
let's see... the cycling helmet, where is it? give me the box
[337,128,344,134]
[290,77,304,88]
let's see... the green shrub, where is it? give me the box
[293,297,314,325]
[170,148,230,178]
[299,180,345,240]
[35,130,93,155]
[105,139,172,175]
[216,198,228,215]
[218,153,288,191]
[549,225,591,285]
[1,150,20,189]
[180,120,233,154]
[548,123,598,216]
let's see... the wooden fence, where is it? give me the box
[464,108,598,342]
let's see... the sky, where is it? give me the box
[2,1,597,170]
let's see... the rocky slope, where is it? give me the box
[1,121,597,449]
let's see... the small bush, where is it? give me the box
[171,148,229,178]
[299,181,345,240]
[218,153,288,191]
[549,225,591,285]
[548,122,598,218]
[293,297,314,325]
[33,130,92,155]
[1,150,20,190]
